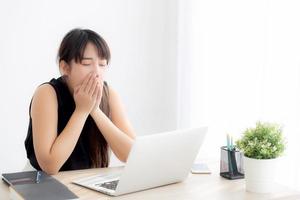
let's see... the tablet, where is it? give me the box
[191,163,211,174]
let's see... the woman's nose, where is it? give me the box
[92,64,100,74]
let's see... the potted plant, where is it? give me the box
[236,121,285,193]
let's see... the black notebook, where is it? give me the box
[2,171,78,200]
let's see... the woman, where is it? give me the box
[25,28,136,175]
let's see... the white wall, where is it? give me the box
[181,0,300,188]
[0,0,178,173]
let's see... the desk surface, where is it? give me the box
[1,161,300,200]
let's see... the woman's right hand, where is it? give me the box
[73,72,100,115]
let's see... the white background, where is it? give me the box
[0,0,178,173]
[178,0,300,189]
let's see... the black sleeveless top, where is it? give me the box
[24,77,110,171]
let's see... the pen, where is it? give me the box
[226,134,233,174]
[230,135,233,150]
[226,134,230,151]
[35,171,40,184]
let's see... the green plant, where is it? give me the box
[236,122,285,159]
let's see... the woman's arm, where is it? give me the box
[31,85,88,174]
[90,86,136,162]
[31,73,99,174]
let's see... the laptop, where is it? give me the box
[72,127,207,196]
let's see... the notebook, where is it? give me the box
[2,171,78,200]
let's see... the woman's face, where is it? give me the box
[64,42,108,93]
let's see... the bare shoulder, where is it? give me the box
[107,84,124,116]
[31,84,58,115]
[108,85,119,100]
[107,84,124,107]
[107,84,136,139]
[35,83,56,95]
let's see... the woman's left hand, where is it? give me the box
[90,76,103,116]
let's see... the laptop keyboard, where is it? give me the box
[95,180,119,191]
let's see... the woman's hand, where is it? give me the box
[90,76,103,116]
[73,72,100,115]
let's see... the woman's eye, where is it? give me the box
[82,63,91,66]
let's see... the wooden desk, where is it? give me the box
[1,161,299,200]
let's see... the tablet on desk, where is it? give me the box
[191,163,211,174]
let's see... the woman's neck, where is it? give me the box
[62,76,74,95]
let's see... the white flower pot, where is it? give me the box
[244,156,278,193]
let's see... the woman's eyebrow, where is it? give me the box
[81,57,93,60]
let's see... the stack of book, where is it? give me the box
[2,171,78,200]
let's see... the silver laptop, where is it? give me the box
[72,127,207,196]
